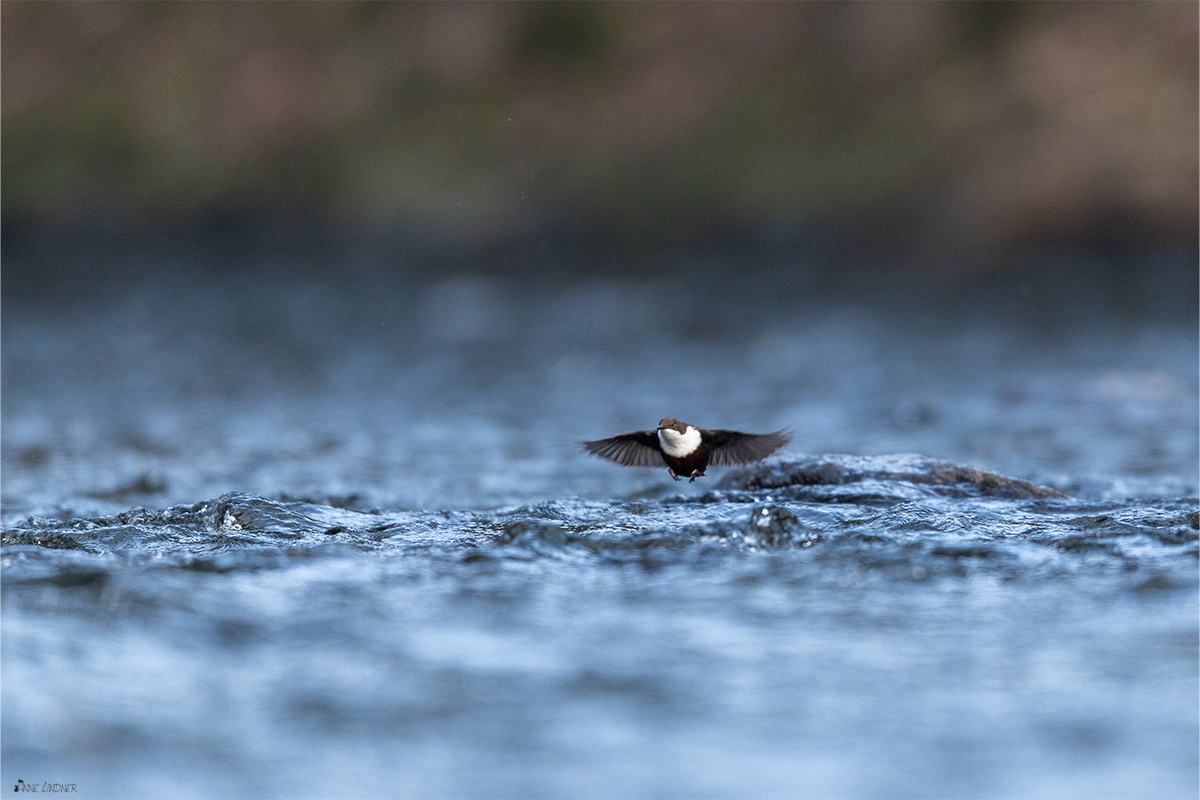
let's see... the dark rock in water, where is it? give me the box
[742,505,822,548]
[718,454,1066,499]
[0,529,91,551]
[492,520,570,551]
[86,473,168,501]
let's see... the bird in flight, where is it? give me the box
[583,417,790,482]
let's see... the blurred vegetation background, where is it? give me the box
[3,1,1197,270]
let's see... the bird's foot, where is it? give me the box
[668,469,681,481]
[688,469,702,483]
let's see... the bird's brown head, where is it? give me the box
[657,417,688,432]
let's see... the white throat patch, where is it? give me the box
[658,426,701,458]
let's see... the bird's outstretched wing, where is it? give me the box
[701,428,791,466]
[582,430,662,467]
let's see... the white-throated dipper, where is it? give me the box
[583,418,791,482]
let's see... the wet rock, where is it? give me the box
[208,493,318,539]
[86,474,168,501]
[718,455,1066,499]
[0,530,91,551]
[743,505,821,548]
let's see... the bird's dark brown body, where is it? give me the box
[660,448,710,482]
[583,417,790,482]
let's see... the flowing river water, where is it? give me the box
[3,250,1197,798]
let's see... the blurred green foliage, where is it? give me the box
[2,1,1196,259]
